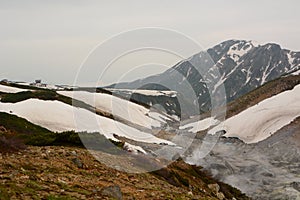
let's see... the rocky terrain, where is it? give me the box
[106,40,300,117]
[189,116,300,200]
[0,145,249,200]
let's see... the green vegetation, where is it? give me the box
[0,90,68,103]
[0,82,42,90]
[0,112,52,136]
[0,90,90,110]
[0,112,125,154]
[0,112,52,152]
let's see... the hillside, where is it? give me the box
[1,40,300,199]
[0,112,249,200]
[183,74,300,199]
[181,74,300,142]
[209,75,300,143]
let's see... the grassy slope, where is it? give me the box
[0,112,126,154]
[0,89,93,111]
[226,74,300,118]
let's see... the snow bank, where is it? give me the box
[209,84,300,143]
[58,91,172,129]
[107,88,177,97]
[0,84,28,93]
[292,69,300,75]
[0,99,173,145]
[179,117,219,133]
[123,142,147,154]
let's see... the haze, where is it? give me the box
[0,0,299,85]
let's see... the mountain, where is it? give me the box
[105,40,300,117]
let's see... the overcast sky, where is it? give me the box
[1,0,300,85]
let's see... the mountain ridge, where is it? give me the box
[104,39,300,117]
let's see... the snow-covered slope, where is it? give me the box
[0,99,173,145]
[209,84,300,143]
[179,117,219,133]
[106,88,177,97]
[291,69,300,75]
[58,91,174,129]
[0,84,28,93]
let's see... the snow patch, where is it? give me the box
[58,91,172,129]
[291,69,300,75]
[227,41,254,63]
[209,84,300,143]
[287,51,295,66]
[123,142,147,154]
[0,84,28,93]
[107,88,177,97]
[0,99,174,145]
[180,117,219,133]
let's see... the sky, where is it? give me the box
[1,0,300,85]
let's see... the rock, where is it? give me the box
[71,151,77,156]
[71,158,83,169]
[261,171,274,177]
[41,153,48,159]
[0,126,7,133]
[291,182,300,192]
[58,149,66,156]
[208,183,220,193]
[101,185,123,200]
[216,192,225,200]
[208,183,225,200]
[58,178,67,185]
[171,153,181,161]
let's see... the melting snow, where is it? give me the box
[227,41,254,63]
[249,40,259,47]
[292,69,300,75]
[106,88,177,97]
[261,57,274,85]
[209,84,300,143]
[0,99,173,145]
[179,117,219,133]
[123,142,147,154]
[58,91,172,129]
[287,51,295,66]
[0,84,28,93]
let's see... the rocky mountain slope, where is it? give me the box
[106,40,300,117]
